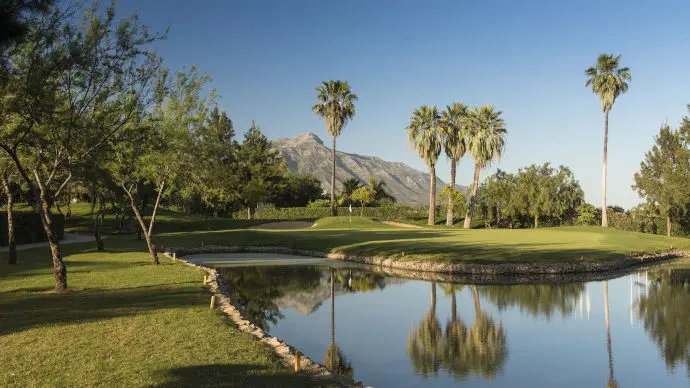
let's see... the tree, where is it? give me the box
[323,268,353,376]
[273,173,322,207]
[312,80,357,216]
[341,177,361,197]
[350,186,375,217]
[0,4,163,290]
[463,105,507,229]
[407,105,443,225]
[1,158,17,264]
[368,177,395,203]
[236,122,284,218]
[407,281,444,376]
[441,102,468,226]
[439,184,466,220]
[585,54,631,228]
[576,203,598,225]
[0,0,53,54]
[633,124,689,236]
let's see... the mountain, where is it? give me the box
[272,133,466,205]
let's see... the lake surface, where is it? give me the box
[205,256,689,387]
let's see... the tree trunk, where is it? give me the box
[446,159,457,226]
[35,174,67,292]
[428,164,436,225]
[330,268,335,345]
[601,109,609,228]
[463,164,481,229]
[95,198,105,251]
[471,284,481,319]
[330,136,337,216]
[124,187,159,265]
[148,181,164,236]
[666,215,671,237]
[430,281,436,313]
[450,288,456,322]
[604,280,615,384]
[360,204,364,218]
[534,214,539,228]
[3,174,16,265]
[247,207,252,220]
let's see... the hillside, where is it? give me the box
[272,133,466,205]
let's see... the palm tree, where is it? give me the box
[341,177,362,197]
[441,102,468,226]
[312,81,358,216]
[585,54,631,228]
[407,281,444,376]
[603,281,618,388]
[368,177,396,203]
[323,268,353,376]
[463,105,507,229]
[407,105,443,225]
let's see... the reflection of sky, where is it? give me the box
[263,269,687,388]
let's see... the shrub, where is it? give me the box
[0,212,65,246]
[232,205,430,221]
[307,199,331,208]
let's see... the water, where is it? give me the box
[207,256,689,387]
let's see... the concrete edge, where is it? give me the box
[162,251,363,388]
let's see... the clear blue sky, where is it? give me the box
[116,0,690,209]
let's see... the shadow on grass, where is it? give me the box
[154,364,326,388]
[0,285,205,335]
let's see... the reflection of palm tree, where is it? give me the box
[407,281,444,376]
[323,268,353,376]
[442,284,470,378]
[604,281,618,388]
[466,285,508,379]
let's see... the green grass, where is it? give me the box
[0,239,322,388]
[152,216,690,264]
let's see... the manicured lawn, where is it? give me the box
[153,216,690,264]
[0,240,320,387]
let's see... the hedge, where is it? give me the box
[232,205,431,221]
[0,212,65,246]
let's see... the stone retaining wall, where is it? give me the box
[162,250,363,388]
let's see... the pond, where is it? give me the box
[195,254,689,387]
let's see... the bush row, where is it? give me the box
[0,212,65,246]
[232,205,430,221]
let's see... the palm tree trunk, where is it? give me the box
[428,164,436,225]
[463,164,481,229]
[534,214,539,228]
[330,268,335,345]
[450,288,457,322]
[602,109,609,228]
[471,284,481,319]
[604,280,615,384]
[2,174,16,265]
[666,215,671,237]
[446,159,457,226]
[430,281,436,314]
[331,136,337,217]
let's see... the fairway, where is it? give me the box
[153,217,690,264]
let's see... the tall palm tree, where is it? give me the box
[407,105,443,225]
[407,281,444,376]
[463,105,507,229]
[585,54,631,228]
[604,281,618,388]
[312,81,358,216]
[323,268,353,376]
[441,102,468,226]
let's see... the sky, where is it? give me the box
[114,0,690,209]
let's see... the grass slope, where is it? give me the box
[154,216,690,264]
[0,240,320,388]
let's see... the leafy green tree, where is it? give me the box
[0,4,163,290]
[576,203,598,225]
[585,54,631,228]
[633,124,689,236]
[441,102,468,226]
[350,186,375,217]
[273,173,322,207]
[407,105,443,225]
[439,184,466,220]
[236,122,284,218]
[463,105,507,229]
[0,0,53,54]
[312,80,358,216]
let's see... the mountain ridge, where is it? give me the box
[272,132,466,205]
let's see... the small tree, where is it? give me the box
[576,203,598,225]
[439,185,466,225]
[350,186,375,217]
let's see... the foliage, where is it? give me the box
[477,164,584,228]
[307,199,331,208]
[350,186,375,216]
[576,203,598,225]
[368,177,395,203]
[585,54,631,113]
[340,178,361,197]
[232,205,431,221]
[439,185,467,217]
[273,173,323,207]
[0,210,63,245]
[407,105,443,225]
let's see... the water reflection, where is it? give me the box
[213,262,690,387]
[638,268,690,377]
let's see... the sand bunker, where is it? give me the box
[249,221,315,230]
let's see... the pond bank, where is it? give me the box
[162,250,363,388]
